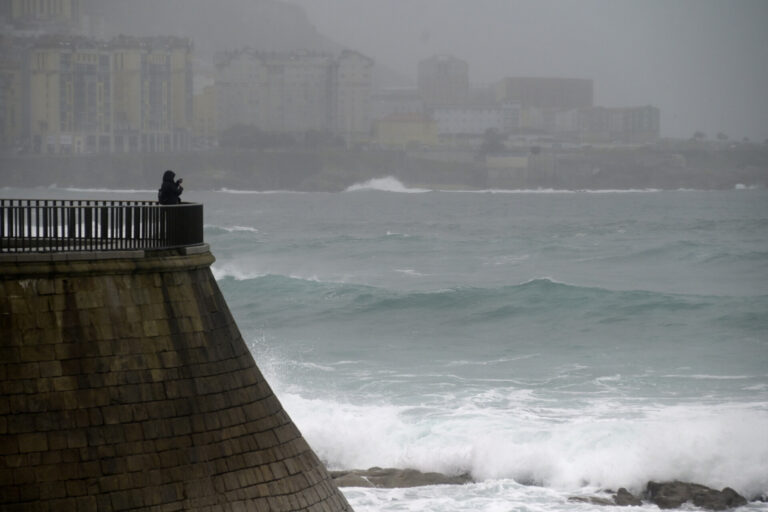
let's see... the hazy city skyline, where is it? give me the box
[291,0,768,142]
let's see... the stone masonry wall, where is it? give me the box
[0,249,353,512]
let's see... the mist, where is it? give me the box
[2,0,767,191]
[84,0,768,140]
[290,0,768,141]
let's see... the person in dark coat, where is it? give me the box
[158,169,183,204]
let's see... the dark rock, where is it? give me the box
[614,487,643,506]
[646,481,748,510]
[330,467,473,488]
[331,473,373,488]
[568,488,642,507]
[568,496,615,506]
[692,487,748,511]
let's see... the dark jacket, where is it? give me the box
[158,170,183,205]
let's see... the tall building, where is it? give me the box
[494,77,593,110]
[4,0,85,32]
[111,36,193,153]
[215,50,334,134]
[215,49,373,142]
[335,50,374,144]
[0,36,28,151]
[193,85,217,149]
[28,36,113,154]
[23,34,192,154]
[418,55,469,108]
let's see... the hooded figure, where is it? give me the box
[158,169,183,205]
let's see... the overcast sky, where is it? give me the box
[290,0,768,141]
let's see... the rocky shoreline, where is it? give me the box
[330,468,756,510]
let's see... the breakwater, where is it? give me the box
[0,246,352,511]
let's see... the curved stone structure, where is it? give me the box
[0,247,352,511]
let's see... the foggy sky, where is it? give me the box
[290,0,768,142]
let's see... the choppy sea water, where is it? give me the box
[9,179,768,511]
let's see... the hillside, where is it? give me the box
[87,0,336,55]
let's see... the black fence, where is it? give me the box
[0,199,204,252]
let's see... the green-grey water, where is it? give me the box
[10,180,768,511]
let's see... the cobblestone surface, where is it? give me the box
[0,250,353,511]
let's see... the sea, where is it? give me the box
[6,178,768,511]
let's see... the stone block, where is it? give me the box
[7,362,40,380]
[19,345,55,362]
[75,496,98,512]
[66,430,88,449]
[52,376,78,392]
[74,291,102,310]
[18,433,48,453]
[66,480,87,497]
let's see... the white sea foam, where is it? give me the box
[274,389,768,500]
[216,187,306,194]
[447,187,664,194]
[394,268,426,277]
[345,177,432,193]
[204,223,259,233]
[211,262,265,281]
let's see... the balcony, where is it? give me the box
[0,199,204,253]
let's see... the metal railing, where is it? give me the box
[0,199,204,252]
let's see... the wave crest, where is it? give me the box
[345,177,432,193]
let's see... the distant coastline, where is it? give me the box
[2,145,766,192]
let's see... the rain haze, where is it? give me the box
[2,2,768,512]
[291,0,768,142]
[88,0,768,141]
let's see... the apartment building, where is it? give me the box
[0,36,28,151]
[22,35,192,154]
[4,0,83,30]
[28,36,112,154]
[433,103,520,136]
[555,105,660,143]
[215,49,373,143]
[372,113,439,149]
[335,50,374,144]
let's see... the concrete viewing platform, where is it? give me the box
[0,199,353,511]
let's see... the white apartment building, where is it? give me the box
[555,105,660,143]
[215,49,373,142]
[433,103,520,136]
[335,50,374,144]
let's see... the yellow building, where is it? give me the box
[121,36,192,152]
[25,35,193,154]
[111,39,144,152]
[193,85,217,148]
[0,37,27,151]
[28,36,112,154]
[372,113,439,149]
[9,0,83,29]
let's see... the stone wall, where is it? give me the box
[0,248,353,511]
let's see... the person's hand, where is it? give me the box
[177,178,183,184]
